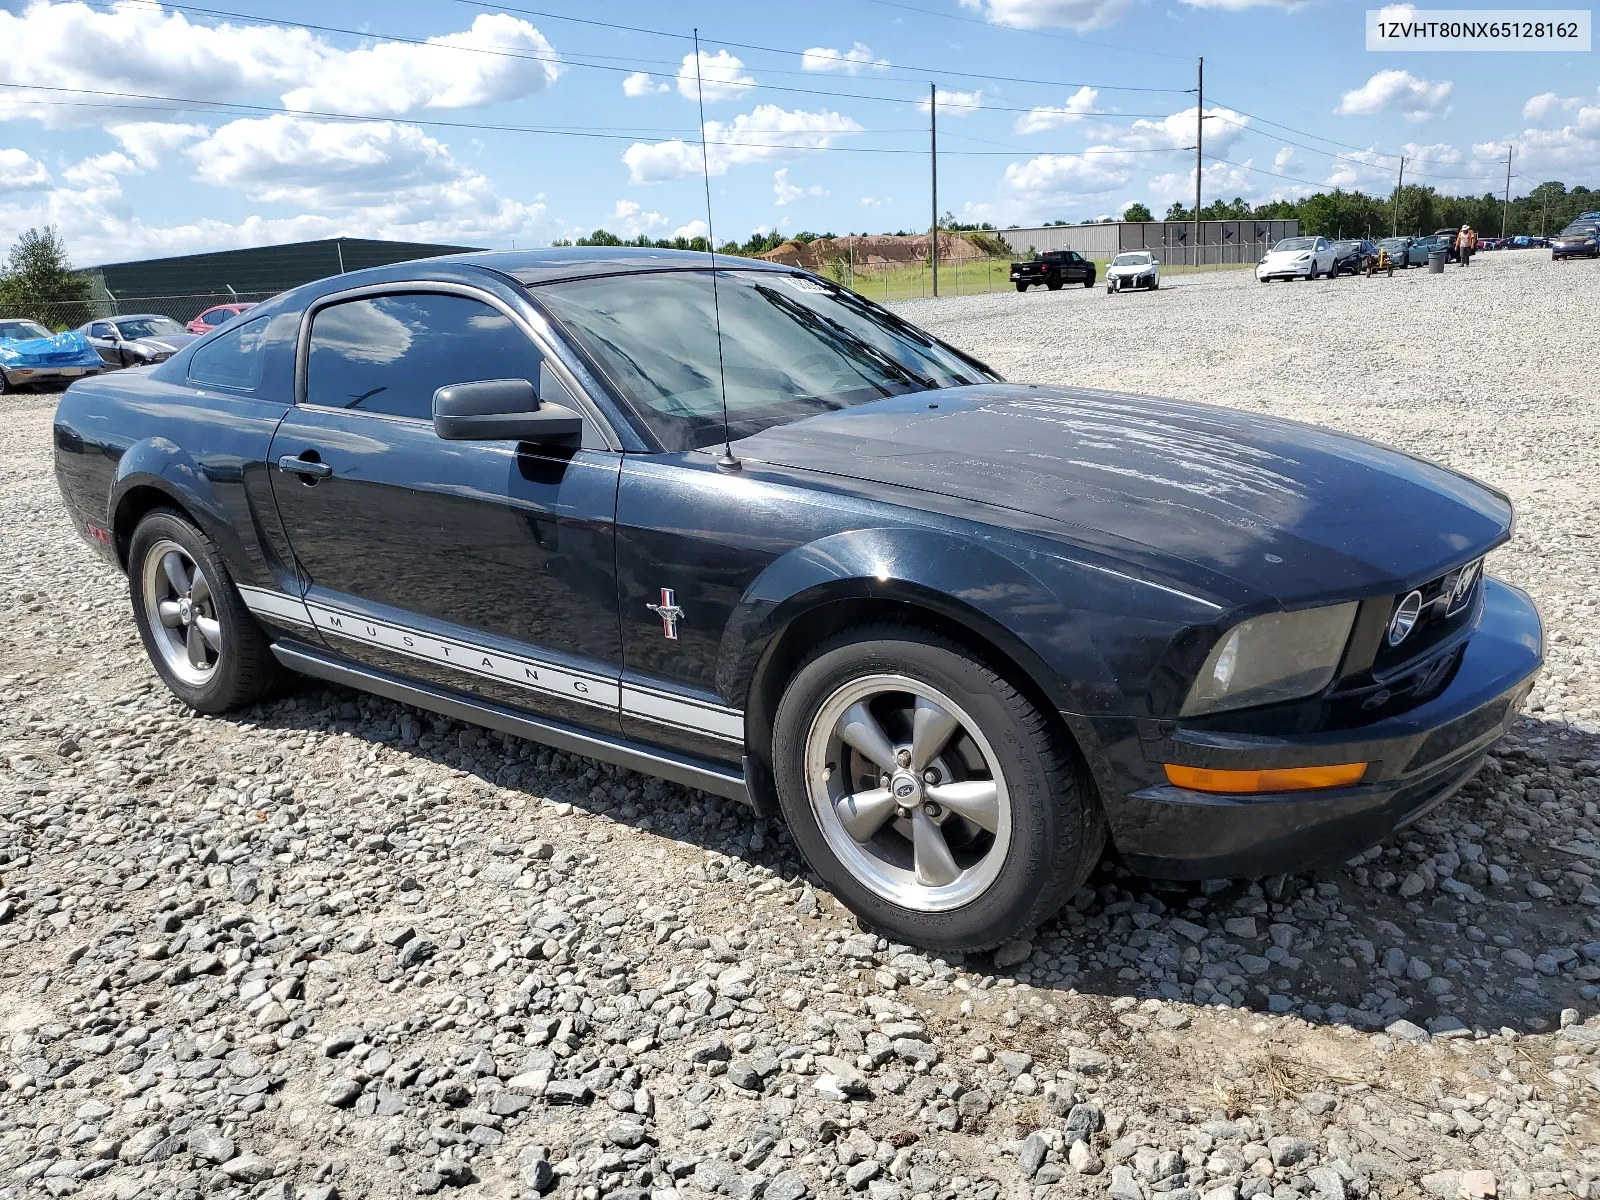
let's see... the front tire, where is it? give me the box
[1046,280,1062,291]
[128,508,280,714]
[772,626,1105,951]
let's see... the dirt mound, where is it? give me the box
[758,232,990,270]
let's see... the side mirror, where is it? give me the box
[433,378,583,445]
[1152,258,1160,265]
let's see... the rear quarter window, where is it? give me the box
[187,315,270,393]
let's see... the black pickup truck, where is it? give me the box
[1009,249,1097,292]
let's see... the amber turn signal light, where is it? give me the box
[1163,762,1368,794]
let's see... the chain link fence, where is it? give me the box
[11,291,280,332]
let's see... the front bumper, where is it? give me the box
[1256,262,1314,280]
[1091,578,1542,879]
[2,363,102,387]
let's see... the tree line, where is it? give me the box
[1157,180,1594,240]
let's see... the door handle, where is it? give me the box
[278,455,332,479]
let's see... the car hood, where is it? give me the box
[127,332,197,353]
[1107,262,1155,275]
[736,384,1512,603]
[1261,249,1313,264]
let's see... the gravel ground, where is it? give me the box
[2,248,1598,1200]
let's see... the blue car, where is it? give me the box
[0,318,104,393]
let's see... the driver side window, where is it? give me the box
[305,292,545,422]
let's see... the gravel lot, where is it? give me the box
[2,248,1598,1200]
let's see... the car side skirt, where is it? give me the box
[269,641,753,806]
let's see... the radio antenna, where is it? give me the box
[693,28,741,473]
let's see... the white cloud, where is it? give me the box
[774,168,802,206]
[1523,91,1586,123]
[1118,106,1247,153]
[2,138,550,268]
[1336,70,1452,121]
[63,151,138,189]
[281,14,560,117]
[1176,0,1304,8]
[773,168,828,206]
[676,50,755,103]
[957,0,1131,30]
[0,149,51,191]
[1002,149,1130,206]
[672,219,709,241]
[108,122,209,170]
[623,72,670,98]
[188,116,464,207]
[0,5,561,126]
[800,43,890,74]
[0,0,329,125]
[161,114,545,251]
[622,105,862,184]
[860,196,890,207]
[1273,146,1300,175]
[918,89,983,117]
[1147,158,1269,205]
[606,199,668,237]
[1014,87,1099,134]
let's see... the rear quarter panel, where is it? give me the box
[53,366,298,591]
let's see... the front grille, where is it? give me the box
[1371,558,1481,677]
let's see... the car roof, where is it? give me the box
[426,246,795,286]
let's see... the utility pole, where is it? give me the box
[1392,156,1405,237]
[930,82,939,298]
[1501,144,1513,239]
[1193,56,1203,269]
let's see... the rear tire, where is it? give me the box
[771,625,1105,951]
[128,508,280,714]
[1015,282,1027,292]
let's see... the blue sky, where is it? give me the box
[0,0,1594,265]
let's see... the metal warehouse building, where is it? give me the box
[77,237,481,323]
[998,220,1300,267]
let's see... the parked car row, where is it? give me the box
[0,303,259,394]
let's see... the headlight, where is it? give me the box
[1180,602,1358,717]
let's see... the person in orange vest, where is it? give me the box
[1458,225,1476,266]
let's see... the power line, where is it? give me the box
[0,82,1191,158]
[474,0,1196,93]
[1201,110,1516,185]
[93,0,1192,113]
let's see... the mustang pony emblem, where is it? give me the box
[646,588,685,640]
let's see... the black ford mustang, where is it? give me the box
[53,248,1542,951]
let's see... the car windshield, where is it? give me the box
[116,316,187,339]
[1111,253,1152,266]
[536,269,995,452]
[0,320,52,341]
[1273,238,1314,252]
[1332,241,1359,251]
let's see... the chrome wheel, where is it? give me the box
[804,674,1011,912]
[141,539,221,686]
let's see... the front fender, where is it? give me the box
[717,526,1123,718]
